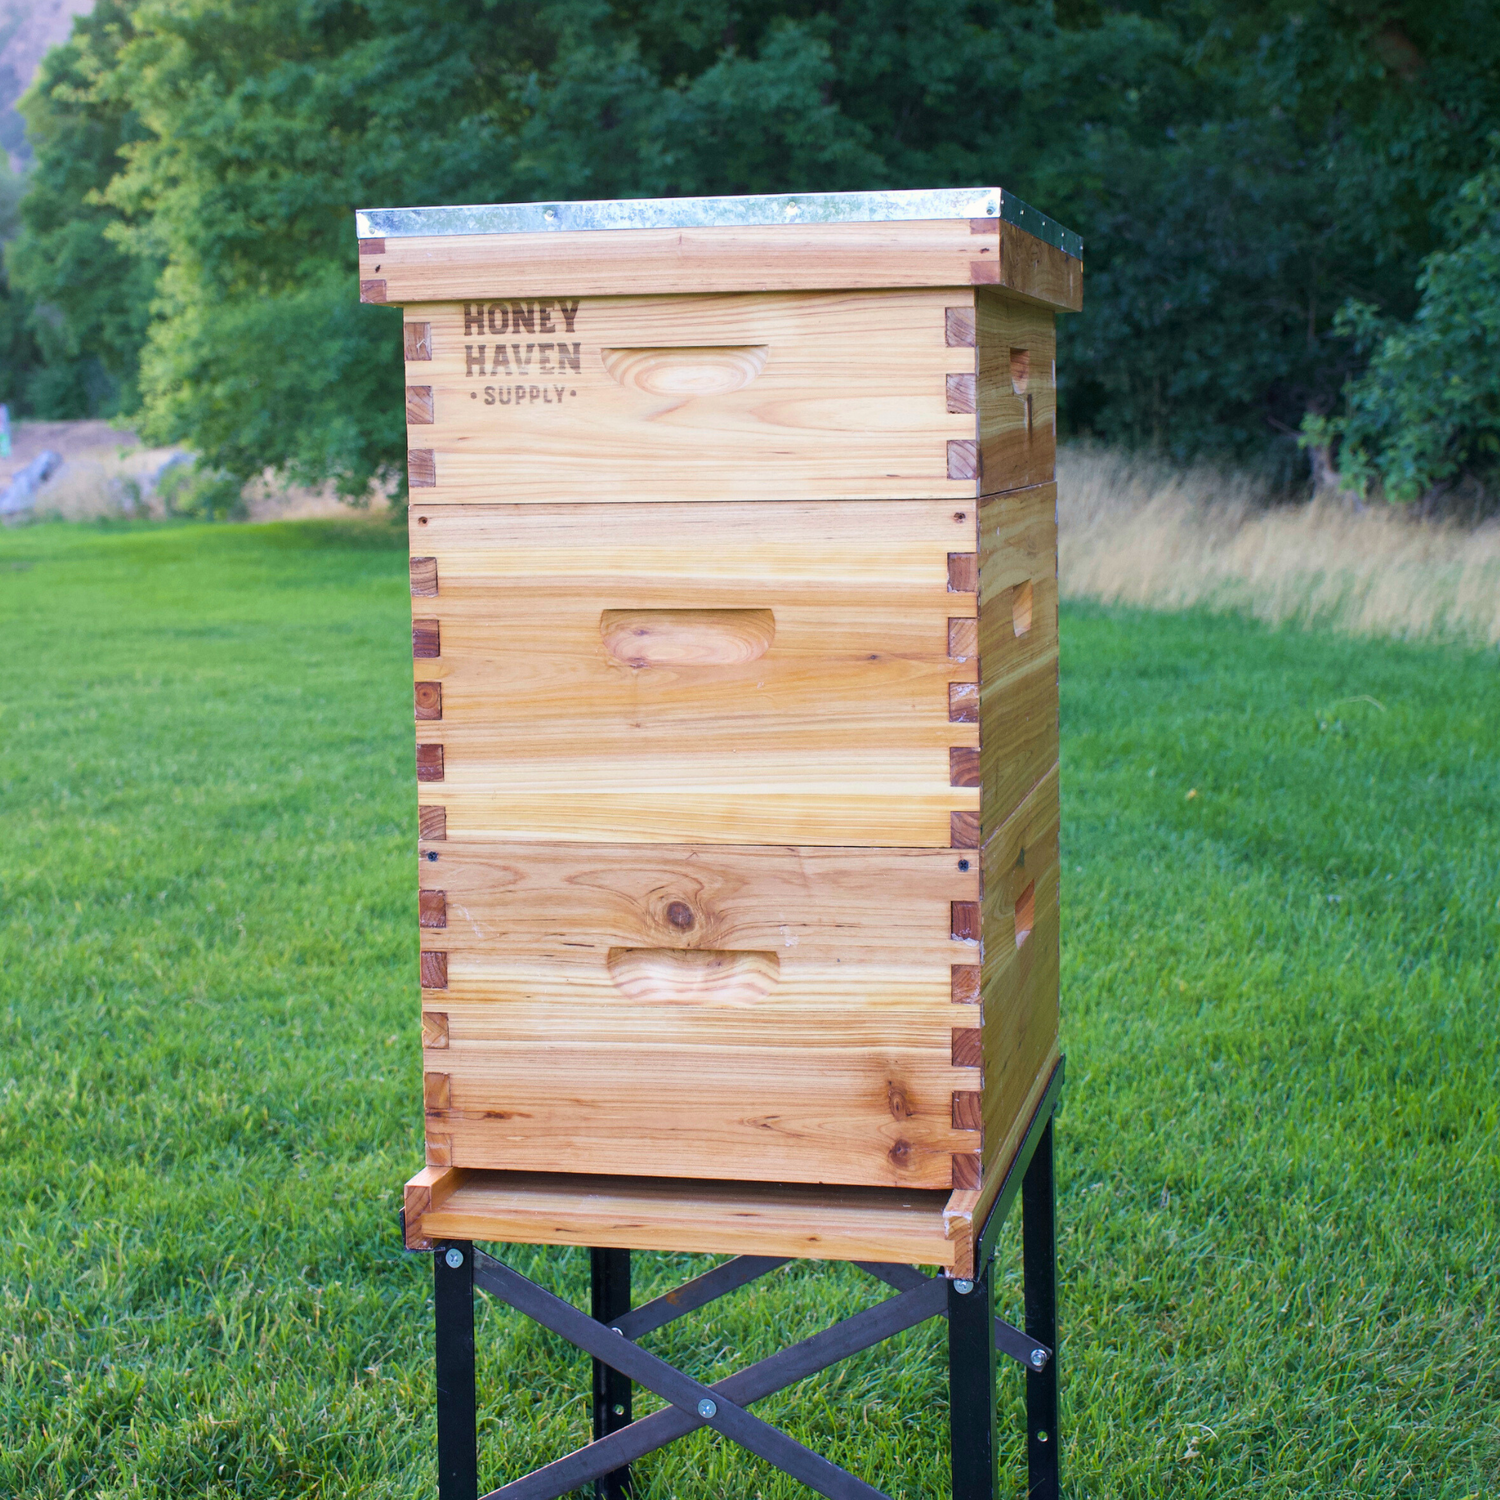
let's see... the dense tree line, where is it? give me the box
[1,0,1496,504]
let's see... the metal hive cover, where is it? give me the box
[356,187,1083,260]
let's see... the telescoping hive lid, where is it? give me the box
[355,187,1083,308]
[356,187,1082,257]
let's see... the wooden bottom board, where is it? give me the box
[406,1166,970,1272]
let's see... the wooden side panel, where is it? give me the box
[975,294,1056,495]
[433,1040,974,1187]
[979,768,1061,1180]
[419,842,976,970]
[417,843,980,1188]
[398,291,977,504]
[978,483,1058,829]
[972,480,1061,1191]
[408,501,980,846]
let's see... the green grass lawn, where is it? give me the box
[1,519,1496,1499]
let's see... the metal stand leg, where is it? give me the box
[1022,1120,1059,1500]
[591,1248,633,1499]
[948,1261,998,1500]
[435,1242,479,1500]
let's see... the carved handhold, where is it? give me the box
[601,608,775,668]
[600,345,769,397]
[606,948,780,1006]
[1010,347,1031,395]
[1012,579,1034,636]
[1014,881,1036,948]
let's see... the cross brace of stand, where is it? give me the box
[426,1076,1061,1500]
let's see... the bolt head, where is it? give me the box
[1030,1348,1048,1369]
[952,1278,975,1295]
[443,1247,464,1269]
[696,1398,717,1420]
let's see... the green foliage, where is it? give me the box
[153,456,248,519]
[6,0,159,418]
[1308,152,1500,503]
[0,156,25,248]
[0,522,1496,1494]
[136,262,401,501]
[0,153,41,413]
[95,0,559,498]
[7,1,1500,490]
[1064,3,1500,476]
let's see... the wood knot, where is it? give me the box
[888,1140,912,1167]
[666,901,695,930]
[887,1081,914,1120]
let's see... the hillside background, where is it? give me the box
[0,0,89,168]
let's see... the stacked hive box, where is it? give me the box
[364,190,1080,1277]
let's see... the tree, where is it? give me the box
[7,0,159,417]
[1062,3,1500,476]
[1309,151,1500,504]
[88,0,1221,496]
[0,153,41,415]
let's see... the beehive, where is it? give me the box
[361,189,1081,1273]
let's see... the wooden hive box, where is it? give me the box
[364,188,1081,1276]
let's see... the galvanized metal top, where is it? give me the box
[356,187,1083,260]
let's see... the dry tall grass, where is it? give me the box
[1058,445,1500,647]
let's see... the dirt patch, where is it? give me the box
[2,420,353,523]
